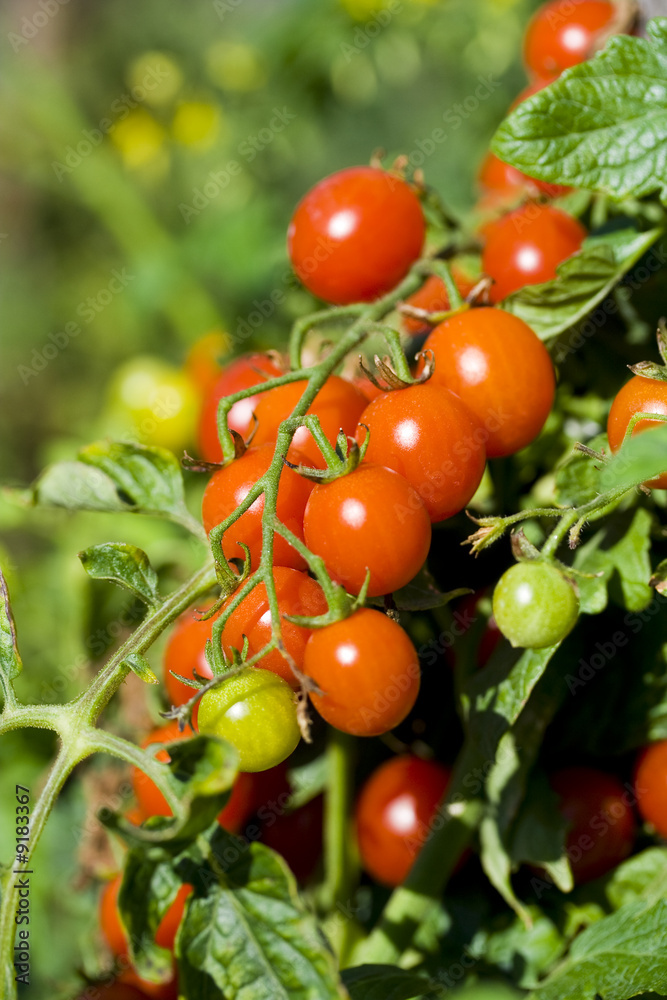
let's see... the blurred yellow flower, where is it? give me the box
[172,101,222,149]
[206,42,266,92]
[110,109,165,168]
[126,51,184,107]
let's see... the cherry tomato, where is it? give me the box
[198,353,283,462]
[303,464,431,597]
[422,307,555,458]
[356,755,451,886]
[303,608,420,736]
[492,562,579,649]
[221,568,328,689]
[401,270,476,337]
[549,767,636,883]
[100,875,190,999]
[478,151,570,206]
[218,762,291,833]
[107,357,199,454]
[287,166,425,305]
[358,383,486,522]
[482,204,586,303]
[196,668,300,772]
[201,444,313,570]
[185,330,229,395]
[260,795,324,883]
[524,0,615,81]
[607,375,667,489]
[634,740,667,837]
[252,375,368,469]
[132,720,193,819]
[163,606,217,708]
[354,374,385,402]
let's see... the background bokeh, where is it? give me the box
[0,0,539,995]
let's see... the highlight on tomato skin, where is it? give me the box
[355,755,452,886]
[287,165,426,305]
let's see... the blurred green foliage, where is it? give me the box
[0,0,542,995]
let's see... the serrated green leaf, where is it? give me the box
[501,229,662,341]
[600,422,667,493]
[602,848,667,912]
[28,460,129,512]
[78,440,201,534]
[529,898,667,1000]
[492,21,667,200]
[481,907,567,990]
[177,828,346,1000]
[0,571,22,695]
[79,542,162,606]
[121,652,159,685]
[118,854,183,983]
[574,508,653,614]
[341,964,444,1000]
[510,773,573,895]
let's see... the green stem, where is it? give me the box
[288,305,365,371]
[320,729,357,914]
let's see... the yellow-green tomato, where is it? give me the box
[492,562,579,650]
[107,356,199,453]
[197,669,300,772]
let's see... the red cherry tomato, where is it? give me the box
[401,270,476,338]
[482,204,586,302]
[303,465,432,597]
[260,795,324,883]
[198,353,283,462]
[422,307,555,458]
[634,740,667,837]
[201,444,314,570]
[100,875,190,999]
[220,567,328,688]
[132,720,192,819]
[356,755,451,886]
[607,375,667,489]
[287,166,425,305]
[524,0,615,81]
[252,375,368,469]
[354,375,384,402]
[303,608,420,736]
[478,151,570,206]
[163,607,218,708]
[358,383,486,522]
[549,767,636,883]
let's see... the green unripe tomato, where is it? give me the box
[492,562,579,650]
[107,356,199,453]
[197,669,300,772]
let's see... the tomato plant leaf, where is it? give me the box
[554,437,607,508]
[368,566,470,612]
[529,898,667,1000]
[600,422,667,492]
[479,907,567,990]
[79,542,162,607]
[78,440,203,536]
[600,848,667,912]
[177,827,346,1000]
[341,964,445,999]
[492,20,667,200]
[0,571,22,697]
[27,460,129,512]
[573,508,653,615]
[118,852,183,983]
[500,229,662,341]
